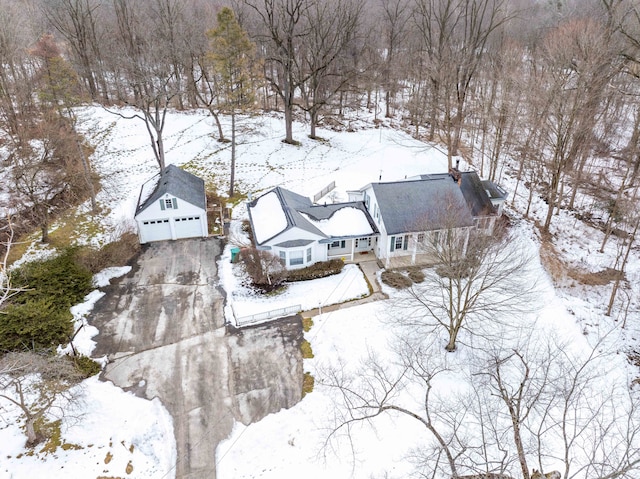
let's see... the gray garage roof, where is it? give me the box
[372,178,474,234]
[136,164,206,214]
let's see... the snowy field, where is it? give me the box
[1,106,639,478]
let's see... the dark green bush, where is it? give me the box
[0,298,73,351]
[13,248,93,310]
[72,355,102,378]
[381,270,413,289]
[286,259,344,282]
[1,249,94,353]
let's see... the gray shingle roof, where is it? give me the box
[247,186,379,245]
[372,178,474,234]
[136,164,206,214]
[481,179,508,201]
[459,172,495,217]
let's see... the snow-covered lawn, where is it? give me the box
[219,241,370,326]
[1,106,639,478]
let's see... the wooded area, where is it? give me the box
[1,0,640,309]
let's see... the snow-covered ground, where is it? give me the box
[1,106,639,478]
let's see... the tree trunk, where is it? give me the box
[309,110,317,139]
[229,111,236,198]
[284,99,295,144]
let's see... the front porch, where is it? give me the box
[325,235,378,263]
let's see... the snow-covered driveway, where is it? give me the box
[89,238,303,479]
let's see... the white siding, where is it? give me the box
[136,193,208,243]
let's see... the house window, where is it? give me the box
[290,250,304,266]
[279,251,286,262]
[329,240,345,249]
[395,236,404,250]
[306,247,312,262]
[417,233,425,243]
[160,198,178,210]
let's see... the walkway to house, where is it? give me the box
[302,259,388,317]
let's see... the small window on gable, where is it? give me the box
[165,198,177,209]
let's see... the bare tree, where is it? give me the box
[0,351,84,446]
[0,0,39,139]
[106,0,184,171]
[379,0,411,119]
[320,343,474,478]
[322,324,640,478]
[536,16,620,233]
[297,0,364,139]
[9,121,72,243]
[0,217,25,309]
[393,220,539,352]
[240,247,286,290]
[412,0,513,167]
[244,0,310,144]
[40,0,110,102]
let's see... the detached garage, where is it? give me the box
[135,164,209,244]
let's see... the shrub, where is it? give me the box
[13,248,93,310]
[72,355,102,378]
[301,339,314,359]
[1,249,93,352]
[241,219,254,244]
[380,270,412,289]
[0,298,73,351]
[286,259,344,282]
[302,317,314,332]
[76,233,141,273]
[302,372,314,397]
[240,247,287,292]
[407,267,425,283]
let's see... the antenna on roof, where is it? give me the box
[379,170,382,181]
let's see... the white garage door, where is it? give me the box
[175,216,203,239]
[141,218,172,242]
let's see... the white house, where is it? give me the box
[247,170,507,269]
[347,169,507,267]
[247,187,379,269]
[135,164,209,244]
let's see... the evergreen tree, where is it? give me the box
[207,7,260,197]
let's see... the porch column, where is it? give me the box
[350,239,355,261]
[411,235,417,264]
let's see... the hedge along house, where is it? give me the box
[246,187,379,269]
[348,169,507,268]
[135,164,209,244]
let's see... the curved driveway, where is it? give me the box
[90,238,302,479]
